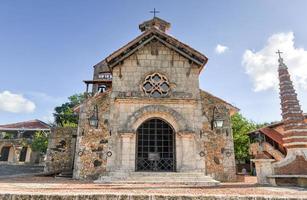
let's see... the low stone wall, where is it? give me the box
[0,194,302,200]
[44,127,77,173]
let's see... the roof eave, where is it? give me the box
[104,28,208,71]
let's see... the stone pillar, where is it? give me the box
[13,145,22,164]
[251,159,275,185]
[120,132,134,171]
[179,132,196,171]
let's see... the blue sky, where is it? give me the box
[0,0,307,124]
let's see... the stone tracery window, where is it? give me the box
[142,73,170,97]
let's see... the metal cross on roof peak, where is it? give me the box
[150,8,160,18]
[276,50,283,59]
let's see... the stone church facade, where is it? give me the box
[46,17,238,182]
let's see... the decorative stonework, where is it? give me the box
[277,57,307,148]
[123,105,190,133]
[142,73,170,97]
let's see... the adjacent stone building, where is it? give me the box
[0,119,50,164]
[47,17,239,183]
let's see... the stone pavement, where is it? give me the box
[0,176,306,199]
[0,164,43,177]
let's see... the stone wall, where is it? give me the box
[73,92,110,179]
[44,127,77,173]
[72,41,237,181]
[200,90,237,181]
[111,41,200,99]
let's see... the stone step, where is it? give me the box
[95,171,220,186]
[109,172,208,178]
[126,177,214,181]
[106,180,219,186]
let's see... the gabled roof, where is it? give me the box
[200,89,239,116]
[100,27,208,73]
[0,119,50,131]
[93,59,110,72]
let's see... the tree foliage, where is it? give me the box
[3,132,14,139]
[53,94,85,127]
[231,113,260,161]
[30,131,48,153]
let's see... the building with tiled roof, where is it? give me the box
[249,114,307,161]
[0,119,50,164]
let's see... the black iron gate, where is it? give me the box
[136,118,176,171]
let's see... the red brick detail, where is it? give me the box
[286,145,307,149]
[275,156,307,175]
[284,132,307,137]
[283,138,307,143]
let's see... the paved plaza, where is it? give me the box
[0,164,43,177]
[0,176,306,199]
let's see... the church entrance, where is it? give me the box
[136,118,176,172]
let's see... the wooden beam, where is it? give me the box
[154,36,203,66]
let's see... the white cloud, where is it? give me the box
[215,44,229,54]
[42,110,54,123]
[27,92,65,104]
[0,91,36,113]
[243,32,307,92]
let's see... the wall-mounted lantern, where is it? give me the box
[211,106,224,130]
[88,105,99,128]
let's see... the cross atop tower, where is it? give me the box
[276,50,283,59]
[150,8,160,18]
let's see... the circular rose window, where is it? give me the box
[142,73,170,97]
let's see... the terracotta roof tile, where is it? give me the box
[0,119,50,130]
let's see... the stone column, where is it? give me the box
[179,132,196,171]
[120,132,134,171]
[13,145,23,164]
[251,159,275,185]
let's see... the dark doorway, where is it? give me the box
[19,147,28,162]
[136,118,176,172]
[0,146,11,161]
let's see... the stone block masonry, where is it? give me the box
[44,127,77,173]
[73,92,111,179]
[200,90,237,181]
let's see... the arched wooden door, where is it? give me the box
[136,118,176,172]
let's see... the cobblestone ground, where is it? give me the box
[0,176,306,199]
[0,164,44,177]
